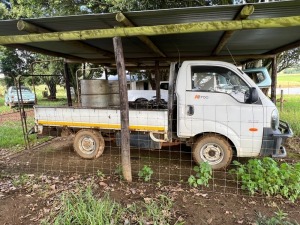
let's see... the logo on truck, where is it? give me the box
[194,95,208,100]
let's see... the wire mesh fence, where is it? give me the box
[1,78,299,199]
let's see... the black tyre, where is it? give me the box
[192,134,233,170]
[73,129,105,159]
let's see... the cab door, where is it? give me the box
[177,62,264,157]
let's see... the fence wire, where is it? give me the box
[0,77,299,198]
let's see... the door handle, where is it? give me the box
[187,105,194,116]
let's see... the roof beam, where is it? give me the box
[6,44,84,60]
[65,54,275,64]
[116,12,166,57]
[266,39,300,54]
[0,16,299,45]
[17,20,114,58]
[212,5,254,55]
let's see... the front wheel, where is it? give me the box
[73,129,105,159]
[192,134,233,170]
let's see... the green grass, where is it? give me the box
[277,95,300,136]
[0,117,36,149]
[277,73,300,88]
[42,187,182,225]
[0,121,28,149]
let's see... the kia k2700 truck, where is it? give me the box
[34,61,293,169]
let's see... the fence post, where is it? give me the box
[280,90,284,112]
[113,36,132,182]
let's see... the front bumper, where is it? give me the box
[260,120,293,158]
[10,100,35,105]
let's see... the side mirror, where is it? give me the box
[245,87,259,104]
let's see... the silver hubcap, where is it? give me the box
[79,135,96,154]
[200,143,224,165]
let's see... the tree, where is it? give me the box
[0,47,35,87]
[246,47,300,73]
[32,56,65,99]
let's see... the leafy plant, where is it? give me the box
[114,164,123,180]
[230,158,300,202]
[188,162,212,187]
[12,174,30,187]
[96,170,105,180]
[256,208,299,225]
[138,165,154,182]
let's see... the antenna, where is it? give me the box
[226,46,237,66]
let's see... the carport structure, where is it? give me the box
[0,1,299,99]
[0,0,299,181]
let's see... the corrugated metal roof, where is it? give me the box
[0,0,299,66]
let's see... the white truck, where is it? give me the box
[34,61,293,169]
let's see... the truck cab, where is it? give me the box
[175,61,292,169]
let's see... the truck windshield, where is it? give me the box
[191,66,249,103]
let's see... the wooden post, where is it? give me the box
[167,63,177,141]
[64,62,72,106]
[271,56,277,104]
[280,90,284,112]
[104,68,108,80]
[113,36,132,182]
[155,61,161,104]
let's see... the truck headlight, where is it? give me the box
[271,109,279,130]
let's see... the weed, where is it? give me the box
[42,187,183,225]
[127,194,180,225]
[231,158,300,202]
[255,208,299,225]
[12,174,30,187]
[188,162,212,187]
[114,164,123,180]
[138,165,153,182]
[42,188,126,225]
[96,170,105,180]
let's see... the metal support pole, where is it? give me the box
[64,62,72,106]
[280,90,284,112]
[113,36,132,182]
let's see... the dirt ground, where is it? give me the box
[0,109,34,124]
[1,135,300,225]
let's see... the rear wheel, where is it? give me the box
[192,134,233,170]
[73,129,105,159]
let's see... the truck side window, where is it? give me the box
[191,66,250,103]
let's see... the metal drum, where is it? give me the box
[81,94,109,107]
[108,81,120,106]
[81,79,109,107]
